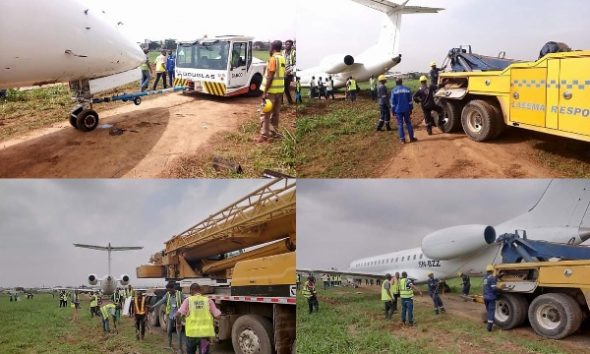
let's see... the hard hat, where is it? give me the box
[378,74,386,81]
[430,61,437,67]
[419,75,428,82]
[486,264,494,272]
[262,99,273,113]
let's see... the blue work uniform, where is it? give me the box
[430,67,444,85]
[483,273,498,331]
[390,84,415,142]
[427,277,445,314]
[166,55,176,87]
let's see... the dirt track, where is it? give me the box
[0,93,258,178]
[380,121,564,178]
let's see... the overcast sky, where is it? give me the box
[0,180,266,288]
[297,179,551,271]
[85,0,296,43]
[297,0,590,72]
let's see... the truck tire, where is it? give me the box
[291,340,296,354]
[495,293,528,329]
[528,293,583,339]
[248,74,263,97]
[158,305,168,332]
[438,100,462,133]
[461,100,501,142]
[232,314,274,354]
[489,102,506,139]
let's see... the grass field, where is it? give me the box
[0,294,232,354]
[296,79,420,178]
[297,285,572,354]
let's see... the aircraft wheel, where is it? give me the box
[495,293,528,329]
[76,109,99,132]
[528,293,583,339]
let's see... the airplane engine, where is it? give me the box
[88,274,98,286]
[422,225,497,260]
[119,274,130,286]
[320,55,355,74]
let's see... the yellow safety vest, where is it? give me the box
[185,295,215,338]
[90,295,98,307]
[348,79,357,91]
[391,279,400,295]
[101,303,115,320]
[399,278,414,299]
[134,295,146,315]
[261,53,285,94]
[301,281,314,298]
[166,290,182,315]
[381,280,392,301]
[296,81,301,93]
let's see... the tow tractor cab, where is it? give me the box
[175,35,266,97]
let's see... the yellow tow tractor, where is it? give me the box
[488,231,590,339]
[435,44,590,142]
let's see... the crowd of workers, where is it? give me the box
[301,266,500,332]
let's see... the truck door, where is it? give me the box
[228,42,249,89]
[556,57,590,136]
[510,68,547,128]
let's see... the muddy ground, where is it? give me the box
[0,92,258,178]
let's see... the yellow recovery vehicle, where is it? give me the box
[436,45,590,142]
[136,179,296,354]
[490,232,590,339]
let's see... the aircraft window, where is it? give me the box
[396,257,399,262]
[420,254,423,259]
[413,255,416,260]
[401,256,405,261]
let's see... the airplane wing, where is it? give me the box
[110,246,143,251]
[298,268,440,284]
[73,244,109,251]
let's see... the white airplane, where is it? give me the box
[0,0,145,131]
[297,0,443,88]
[74,242,143,295]
[302,180,590,283]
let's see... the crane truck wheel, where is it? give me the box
[158,305,168,332]
[438,100,462,133]
[461,100,501,142]
[247,74,263,97]
[76,109,99,132]
[528,293,583,339]
[231,314,274,354]
[494,293,528,329]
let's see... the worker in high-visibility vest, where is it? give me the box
[301,275,319,314]
[347,76,358,102]
[125,285,135,316]
[381,273,394,320]
[100,300,117,333]
[133,290,148,340]
[140,48,152,92]
[111,288,123,324]
[176,283,221,354]
[71,290,80,322]
[281,39,296,105]
[258,40,286,143]
[399,271,423,326]
[90,293,99,318]
[391,272,401,313]
[151,282,185,350]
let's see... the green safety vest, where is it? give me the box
[185,295,215,338]
[166,290,182,315]
[112,292,121,304]
[381,280,392,301]
[399,278,414,299]
[348,79,357,91]
[261,53,285,94]
[100,303,115,320]
[90,295,98,307]
[391,279,400,295]
[300,281,314,298]
[296,81,301,93]
[140,58,149,71]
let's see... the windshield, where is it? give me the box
[176,41,230,70]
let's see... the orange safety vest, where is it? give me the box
[134,295,146,315]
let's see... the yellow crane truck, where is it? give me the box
[435,46,590,142]
[136,179,296,354]
[490,232,590,339]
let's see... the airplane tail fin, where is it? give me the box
[496,180,590,243]
[351,0,443,55]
